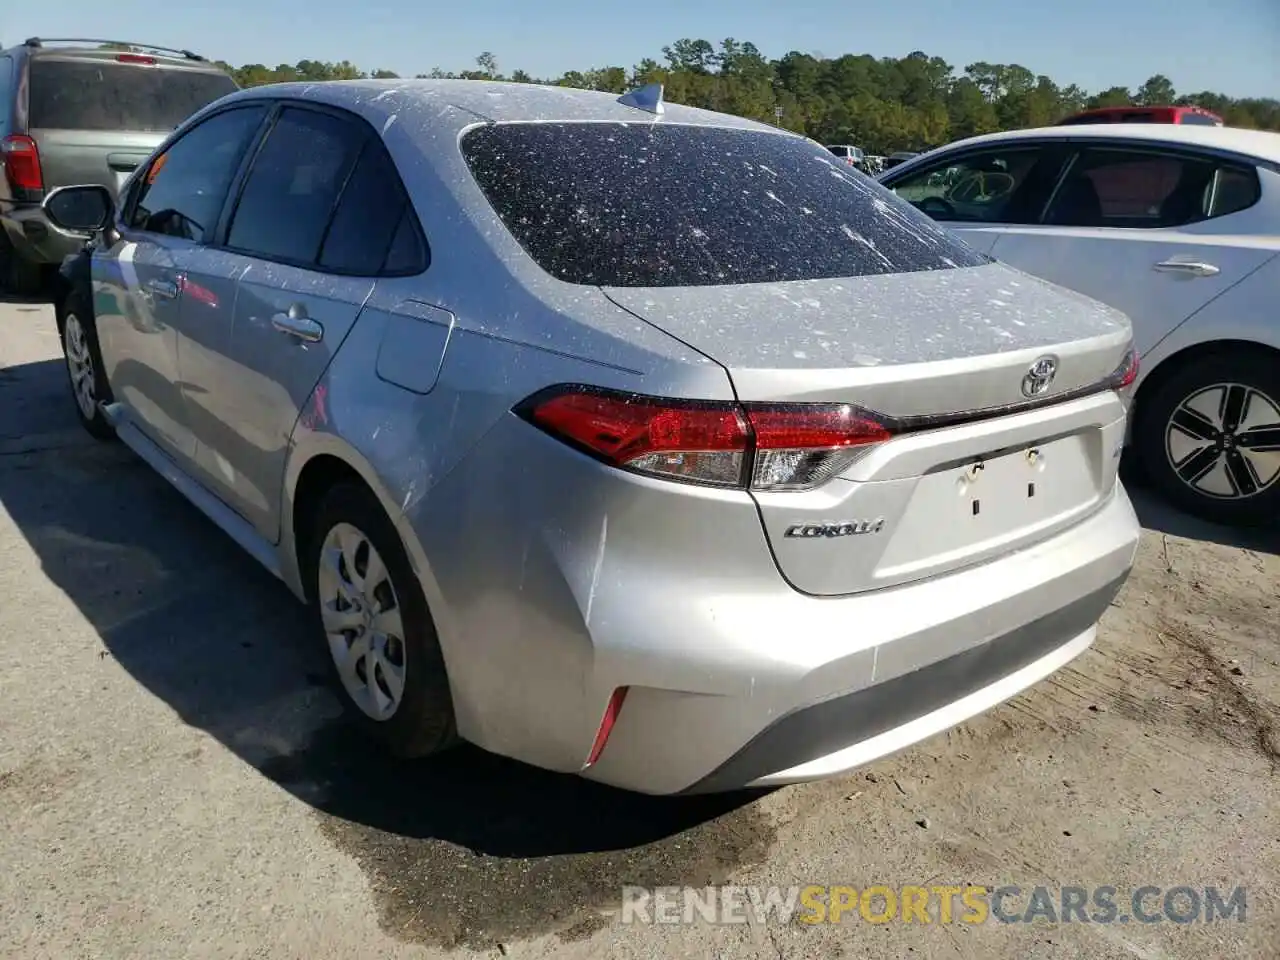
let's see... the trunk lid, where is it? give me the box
[602,260,1131,414]
[604,261,1134,596]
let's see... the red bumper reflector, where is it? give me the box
[585,686,629,767]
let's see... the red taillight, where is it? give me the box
[1109,347,1139,391]
[1,135,43,192]
[116,53,156,65]
[519,386,892,491]
[584,687,628,767]
[748,405,892,489]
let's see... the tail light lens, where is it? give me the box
[1108,347,1139,391]
[518,386,892,491]
[2,135,43,192]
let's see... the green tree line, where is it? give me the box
[209,39,1277,153]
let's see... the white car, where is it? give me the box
[880,124,1280,528]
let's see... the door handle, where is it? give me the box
[145,277,179,300]
[271,306,323,343]
[1153,259,1220,277]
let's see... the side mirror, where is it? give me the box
[42,185,115,235]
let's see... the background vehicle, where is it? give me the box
[1058,105,1225,127]
[42,79,1138,795]
[0,37,238,294]
[882,150,920,170]
[825,143,867,171]
[881,123,1280,527]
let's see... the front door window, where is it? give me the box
[887,147,1054,224]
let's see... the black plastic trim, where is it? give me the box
[680,573,1129,794]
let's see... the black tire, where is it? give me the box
[56,288,117,441]
[0,233,43,298]
[304,482,457,758]
[1136,350,1280,528]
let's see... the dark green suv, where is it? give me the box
[0,38,238,294]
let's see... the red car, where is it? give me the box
[1057,105,1224,127]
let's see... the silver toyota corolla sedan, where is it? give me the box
[42,79,1141,795]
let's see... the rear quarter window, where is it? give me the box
[460,122,987,287]
[28,59,237,132]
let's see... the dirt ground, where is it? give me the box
[1,295,1277,959]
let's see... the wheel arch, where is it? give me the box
[1134,338,1280,437]
[280,435,452,643]
[289,453,367,595]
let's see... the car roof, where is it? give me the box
[910,123,1280,166]
[5,38,218,69]
[221,78,788,135]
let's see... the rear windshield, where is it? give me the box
[460,122,987,287]
[29,59,237,132]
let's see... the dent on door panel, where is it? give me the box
[373,300,456,395]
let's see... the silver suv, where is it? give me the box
[0,37,238,294]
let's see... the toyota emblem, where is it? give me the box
[1021,356,1058,398]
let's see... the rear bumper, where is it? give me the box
[410,410,1140,796]
[681,578,1116,792]
[583,484,1138,795]
[0,205,84,265]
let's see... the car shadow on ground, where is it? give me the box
[1121,457,1280,555]
[0,356,774,949]
[0,291,54,311]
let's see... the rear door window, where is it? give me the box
[224,107,362,266]
[460,123,986,287]
[318,137,426,275]
[28,58,237,132]
[1044,147,1259,228]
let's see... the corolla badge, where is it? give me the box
[784,519,885,539]
[1021,356,1058,398]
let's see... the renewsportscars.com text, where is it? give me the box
[620,884,1248,926]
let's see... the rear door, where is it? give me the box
[176,103,421,541]
[26,53,238,198]
[881,140,1069,254]
[988,144,1278,357]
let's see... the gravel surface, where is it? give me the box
[1,295,1276,959]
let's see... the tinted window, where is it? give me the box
[888,147,1053,224]
[28,59,237,132]
[318,139,418,274]
[129,106,266,240]
[1045,148,1257,228]
[227,107,362,265]
[1207,165,1261,218]
[383,211,428,274]
[0,57,12,136]
[1181,113,1222,126]
[460,123,985,287]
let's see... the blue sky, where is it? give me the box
[5,0,1277,98]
